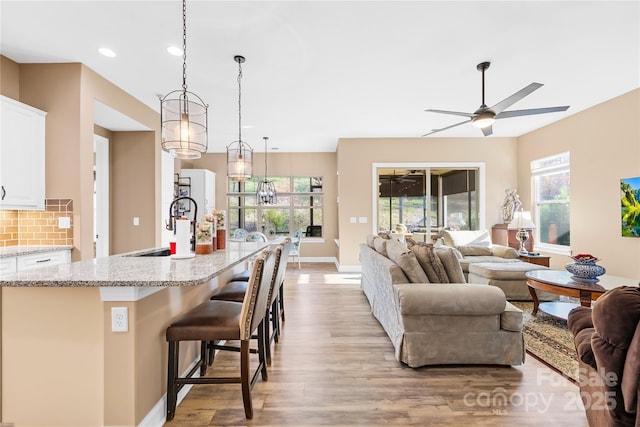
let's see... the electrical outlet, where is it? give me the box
[111,307,128,332]
[58,216,71,229]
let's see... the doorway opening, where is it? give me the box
[94,134,109,257]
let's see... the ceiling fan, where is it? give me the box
[422,61,570,137]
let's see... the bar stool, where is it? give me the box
[210,238,291,365]
[165,248,274,420]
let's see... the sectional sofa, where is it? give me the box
[359,234,525,368]
[439,229,551,300]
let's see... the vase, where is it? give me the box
[216,229,226,250]
[565,260,606,282]
[195,221,214,254]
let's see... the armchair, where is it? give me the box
[567,286,640,427]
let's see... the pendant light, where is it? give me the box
[256,136,277,205]
[227,55,253,180]
[160,0,208,159]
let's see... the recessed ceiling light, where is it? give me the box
[241,125,254,129]
[167,46,183,56]
[98,48,116,58]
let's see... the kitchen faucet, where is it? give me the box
[167,196,198,252]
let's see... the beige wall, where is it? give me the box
[2,287,104,426]
[336,137,519,267]
[110,131,156,254]
[13,61,161,260]
[19,63,84,259]
[517,88,640,278]
[188,152,339,260]
[0,56,20,99]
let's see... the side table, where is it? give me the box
[519,253,550,267]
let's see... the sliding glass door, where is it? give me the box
[376,166,480,235]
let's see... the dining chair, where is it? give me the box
[245,231,268,242]
[232,228,248,241]
[289,228,303,269]
[165,248,274,420]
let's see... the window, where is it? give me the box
[228,176,323,238]
[531,152,570,252]
[377,168,479,232]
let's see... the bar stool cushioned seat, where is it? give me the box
[210,281,247,302]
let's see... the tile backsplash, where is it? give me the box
[0,199,74,247]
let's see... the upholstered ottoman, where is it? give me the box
[468,261,556,301]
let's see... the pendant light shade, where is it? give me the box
[257,136,277,205]
[227,55,253,180]
[160,0,208,159]
[227,142,253,180]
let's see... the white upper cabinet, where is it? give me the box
[181,169,216,218]
[0,95,47,210]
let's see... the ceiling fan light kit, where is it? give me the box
[423,61,569,137]
[471,111,495,129]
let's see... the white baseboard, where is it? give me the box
[335,262,362,273]
[287,256,337,264]
[139,342,227,427]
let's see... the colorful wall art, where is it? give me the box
[621,176,640,237]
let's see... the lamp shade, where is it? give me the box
[227,141,253,180]
[472,111,496,129]
[508,211,536,229]
[161,90,208,159]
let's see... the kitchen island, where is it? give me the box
[0,241,269,427]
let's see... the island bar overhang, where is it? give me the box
[0,241,268,427]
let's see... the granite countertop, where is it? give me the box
[0,241,268,287]
[0,245,74,258]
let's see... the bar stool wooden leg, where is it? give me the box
[279,283,285,322]
[240,340,253,419]
[166,341,179,421]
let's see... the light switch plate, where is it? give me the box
[58,216,71,229]
[350,217,357,224]
[358,217,368,224]
[133,217,140,226]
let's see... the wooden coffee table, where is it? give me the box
[525,270,639,320]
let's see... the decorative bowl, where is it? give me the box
[566,257,606,282]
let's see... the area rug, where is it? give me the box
[512,301,579,382]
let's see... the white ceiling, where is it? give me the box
[1,1,638,153]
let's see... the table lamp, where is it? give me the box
[508,210,536,254]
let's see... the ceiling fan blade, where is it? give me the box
[425,109,474,118]
[481,125,493,136]
[490,82,543,114]
[422,119,472,136]
[495,106,570,119]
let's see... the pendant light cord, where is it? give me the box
[263,137,268,180]
[237,61,243,146]
[182,0,187,92]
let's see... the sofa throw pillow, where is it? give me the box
[373,236,388,256]
[385,238,429,283]
[377,231,392,239]
[406,239,448,283]
[456,245,493,256]
[435,246,467,283]
[441,229,492,248]
[366,234,377,249]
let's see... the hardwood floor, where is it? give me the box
[165,263,588,426]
